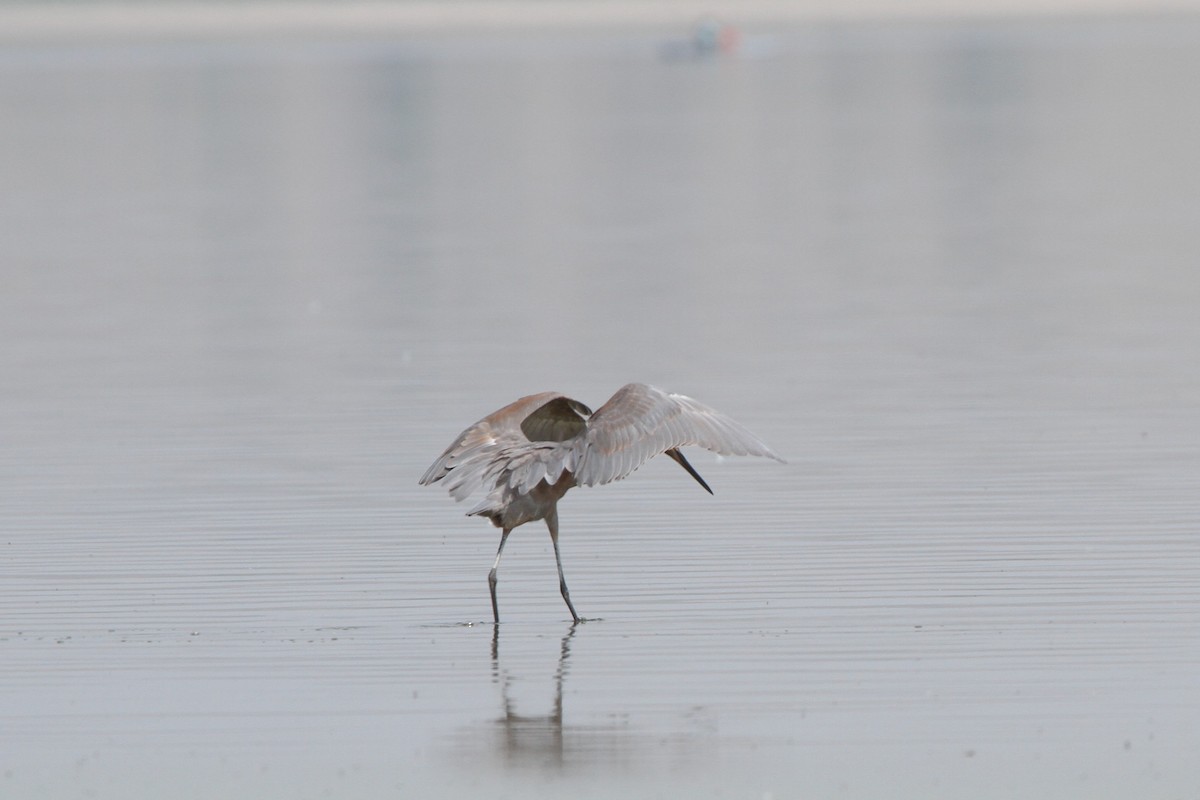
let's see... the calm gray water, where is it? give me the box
[3,15,1200,799]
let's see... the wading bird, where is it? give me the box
[420,383,784,624]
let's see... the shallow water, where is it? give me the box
[3,14,1200,799]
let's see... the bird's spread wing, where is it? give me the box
[419,392,588,503]
[421,384,783,504]
[519,396,592,443]
[572,383,784,487]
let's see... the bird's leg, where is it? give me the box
[489,527,512,624]
[545,506,581,624]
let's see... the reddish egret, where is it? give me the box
[420,383,783,623]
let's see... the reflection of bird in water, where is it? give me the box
[420,383,784,623]
[489,624,575,766]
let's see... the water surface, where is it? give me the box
[2,15,1199,799]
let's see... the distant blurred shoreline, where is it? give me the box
[2,0,1198,42]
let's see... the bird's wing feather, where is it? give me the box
[419,391,587,503]
[573,383,783,487]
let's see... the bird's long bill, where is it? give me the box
[665,448,714,495]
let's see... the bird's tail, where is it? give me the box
[466,492,504,527]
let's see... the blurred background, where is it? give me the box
[2,2,1199,799]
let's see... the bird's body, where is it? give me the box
[420,383,783,623]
